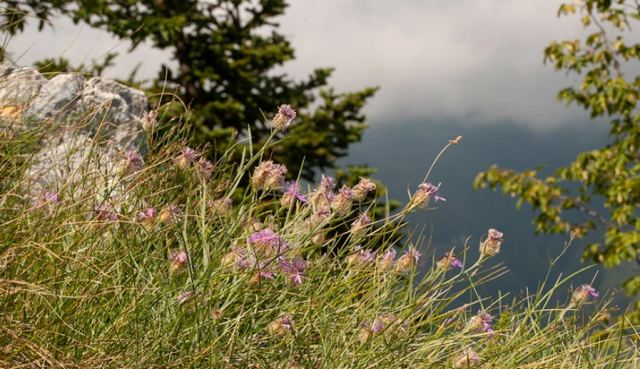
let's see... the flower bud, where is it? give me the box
[331,185,354,216]
[123,149,143,173]
[196,157,214,179]
[251,160,287,191]
[176,147,198,169]
[347,246,377,270]
[159,204,181,224]
[408,182,445,210]
[479,228,504,258]
[310,175,335,208]
[169,249,188,274]
[454,348,480,368]
[395,247,421,274]
[352,177,376,201]
[281,181,308,207]
[436,252,463,271]
[570,284,599,306]
[137,207,157,229]
[248,228,288,258]
[267,314,294,337]
[140,110,157,131]
[350,213,371,239]
[94,204,119,222]
[465,311,493,333]
[221,246,253,270]
[270,104,296,132]
[378,249,396,271]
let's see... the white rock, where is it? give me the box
[25,73,85,121]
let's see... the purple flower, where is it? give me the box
[572,284,599,305]
[406,247,421,263]
[259,270,275,280]
[248,228,288,257]
[450,257,463,269]
[320,175,336,191]
[94,205,119,221]
[418,182,446,202]
[487,228,503,241]
[466,311,493,334]
[436,252,463,271]
[124,149,143,172]
[138,207,157,220]
[281,181,308,207]
[350,213,371,237]
[455,348,480,369]
[364,314,395,335]
[176,147,198,169]
[371,319,385,334]
[169,250,188,273]
[352,177,377,201]
[235,247,253,269]
[33,191,59,210]
[278,104,296,121]
[480,228,504,258]
[197,157,214,179]
[347,246,377,268]
[478,312,493,333]
[280,257,306,285]
[379,249,397,271]
[582,284,599,298]
[182,147,198,162]
[408,182,446,210]
[395,247,421,274]
[278,314,294,330]
[331,185,355,215]
[271,104,297,131]
[251,161,288,191]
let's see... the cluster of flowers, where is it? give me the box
[251,158,380,248]
[175,146,214,179]
[136,204,182,229]
[218,227,308,287]
[345,245,424,275]
[358,313,407,342]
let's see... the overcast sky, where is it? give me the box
[7,0,589,128]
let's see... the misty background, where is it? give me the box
[7,0,638,305]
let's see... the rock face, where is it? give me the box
[0,62,47,109]
[0,60,149,199]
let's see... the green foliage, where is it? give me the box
[1,0,377,181]
[1,111,638,368]
[475,0,640,317]
[33,52,118,79]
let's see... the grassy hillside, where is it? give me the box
[1,105,638,368]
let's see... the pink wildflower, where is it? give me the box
[124,149,144,172]
[271,104,296,132]
[409,182,445,209]
[280,257,306,286]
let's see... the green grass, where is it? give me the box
[1,108,639,369]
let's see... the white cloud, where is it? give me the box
[5,0,590,127]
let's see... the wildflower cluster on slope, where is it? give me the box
[2,104,627,369]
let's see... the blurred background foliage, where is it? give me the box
[475,0,640,322]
